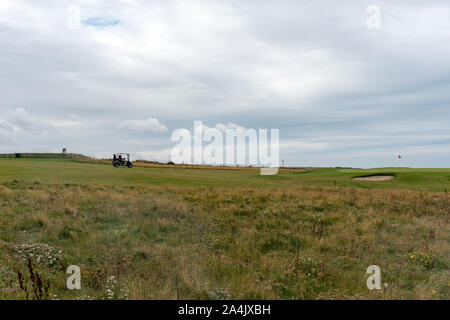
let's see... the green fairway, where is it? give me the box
[0,159,448,192]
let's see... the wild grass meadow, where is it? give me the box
[0,159,448,299]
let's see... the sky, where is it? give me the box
[0,0,449,168]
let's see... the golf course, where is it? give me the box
[0,158,448,299]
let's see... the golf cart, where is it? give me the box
[113,153,133,168]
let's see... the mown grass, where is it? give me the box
[1,158,449,191]
[0,159,448,300]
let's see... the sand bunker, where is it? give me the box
[352,175,394,181]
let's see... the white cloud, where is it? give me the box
[0,1,449,166]
[119,117,168,132]
[0,120,17,132]
[0,108,55,134]
[215,122,246,132]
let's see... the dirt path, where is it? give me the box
[352,175,394,181]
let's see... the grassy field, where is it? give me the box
[0,158,448,300]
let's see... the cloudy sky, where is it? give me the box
[1,0,449,168]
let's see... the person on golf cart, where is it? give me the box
[112,153,132,168]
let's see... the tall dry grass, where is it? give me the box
[0,181,448,299]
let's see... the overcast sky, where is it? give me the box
[1,0,449,168]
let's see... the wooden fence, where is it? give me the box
[0,153,89,159]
